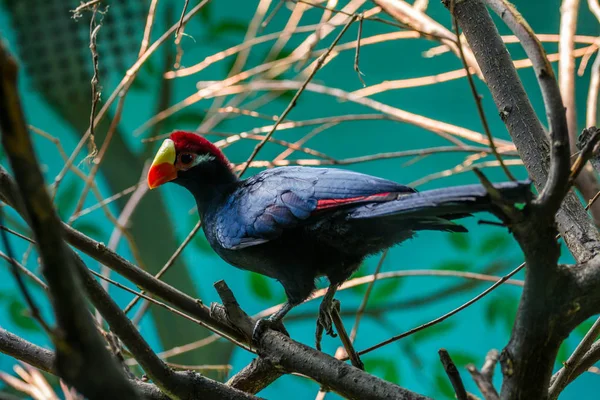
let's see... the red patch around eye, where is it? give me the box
[315,192,394,210]
[170,131,229,165]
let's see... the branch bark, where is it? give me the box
[0,41,139,399]
[445,0,600,264]
[466,349,500,400]
[0,327,170,400]
[0,167,430,400]
[73,253,259,400]
[442,1,600,398]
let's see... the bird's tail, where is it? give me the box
[347,181,532,229]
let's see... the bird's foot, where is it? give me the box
[315,299,339,350]
[252,316,289,346]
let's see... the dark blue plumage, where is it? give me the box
[148,131,532,344]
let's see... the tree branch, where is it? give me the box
[0,36,139,400]
[483,0,571,215]
[445,0,600,264]
[226,358,283,394]
[466,350,500,400]
[214,280,430,400]
[73,253,259,400]
[0,166,430,400]
[0,327,170,400]
[438,349,469,400]
[442,1,600,398]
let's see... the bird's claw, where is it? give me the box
[315,299,339,349]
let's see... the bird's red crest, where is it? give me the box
[169,131,229,165]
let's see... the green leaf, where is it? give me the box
[275,90,296,103]
[575,319,595,337]
[55,180,80,220]
[176,111,207,127]
[130,77,150,91]
[211,20,248,36]
[9,299,40,332]
[197,2,212,23]
[139,59,157,76]
[248,273,273,301]
[349,263,368,295]
[371,279,402,303]
[163,111,206,133]
[363,357,400,383]
[484,295,519,333]
[479,232,511,254]
[434,371,456,398]
[411,321,456,343]
[72,221,103,237]
[448,233,469,251]
[436,260,470,271]
[222,56,237,75]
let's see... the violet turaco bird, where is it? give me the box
[147,131,531,346]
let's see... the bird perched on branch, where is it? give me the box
[148,131,531,346]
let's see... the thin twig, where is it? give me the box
[139,0,160,57]
[354,14,366,87]
[88,269,203,326]
[139,266,525,362]
[466,349,500,400]
[71,0,102,18]
[86,6,102,161]
[96,166,150,323]
[175,0,190,38]
[123,220,202,315]
[52,0,210,190]
[69,184,140,221]
[236,15,358,177]
[330,302,364,369]
[350,250,388,342]
[261,0,285,31]
[349,261,526,359]
[559,0,581,151]
[439,349,469,400]
[0,251,47,291]
[450,0,515,181]
[549,316,600,397]
[191,80,512,147]
[0,209,52,334]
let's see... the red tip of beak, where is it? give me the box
[148,163,177,189]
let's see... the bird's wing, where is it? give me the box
[214,167,414,250]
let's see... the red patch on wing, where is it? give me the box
[315,192,394,211]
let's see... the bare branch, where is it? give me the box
[484,0,571,215]
[549,315,600,398]
[74,254,259,400]
[236,15,358,177]
[466,350,500,400]
[0,39,139,399]
[438,349,469,400]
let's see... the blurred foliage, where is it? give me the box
[447,232,469,251]
[55,180,80,221]
[8,298,39,333]
[364,356,400,384]
[248,272,274,301]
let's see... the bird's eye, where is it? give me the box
[179,153,194,166]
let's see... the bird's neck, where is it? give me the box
[176,162,239,215]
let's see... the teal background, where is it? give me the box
[0,0,599,398]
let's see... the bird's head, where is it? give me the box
[147,131,234,191]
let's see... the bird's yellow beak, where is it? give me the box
[148,139,177,189]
